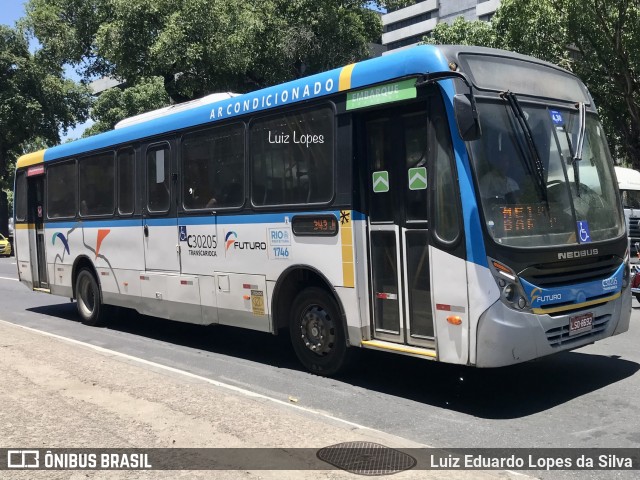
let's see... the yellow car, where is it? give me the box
[0,234,12,257]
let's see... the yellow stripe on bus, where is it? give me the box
[14,223,35,230]
[340,210,354,287]
[339,64,356,91]
[361,340,437,358]
[16,149,46,169]
[531,292,621,315]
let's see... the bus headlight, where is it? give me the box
[488,257,530,311]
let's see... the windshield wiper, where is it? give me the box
[501,91,548,208]
[571,102,587,196]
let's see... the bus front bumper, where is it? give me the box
[475,288,632,368]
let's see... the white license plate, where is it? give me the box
[569,312,593,336]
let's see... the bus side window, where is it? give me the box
[118,148,135,215]
[431,101,461,244]
[147,144,171,213]
[182,123,244,210]
[47,161,77,219]
[79,152,115,217]
[250,106,334,207]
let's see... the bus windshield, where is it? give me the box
[469,100,624,248]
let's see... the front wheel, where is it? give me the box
[289,287,350,376]
[75,268,107,326]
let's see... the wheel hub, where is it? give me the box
[300,305,336,356]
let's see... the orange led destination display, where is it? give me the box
[292,215,339,236]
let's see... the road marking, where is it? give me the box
[0,276,18,281]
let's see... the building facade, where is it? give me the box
[382,0,501,53]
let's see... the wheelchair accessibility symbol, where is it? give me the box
[179,225,188,242]
[577,221,591,243]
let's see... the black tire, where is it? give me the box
[635,294,640,303]
[289,287,350,376]
[75,268,107,326]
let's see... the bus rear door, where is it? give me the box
[27,170,48,289]
[143,141,180,272]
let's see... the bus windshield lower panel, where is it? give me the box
[469,101,624,248]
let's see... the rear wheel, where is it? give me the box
[289,287,349,376]
[75,268,107,326]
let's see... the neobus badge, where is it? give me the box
[557,248,599,260]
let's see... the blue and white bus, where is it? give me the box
[14,45,631,375]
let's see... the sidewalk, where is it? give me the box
[0,320,525,479]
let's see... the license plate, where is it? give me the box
[569,312,593,336]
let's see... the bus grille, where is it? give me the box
[545,314,610,347]
[519,255,621,288]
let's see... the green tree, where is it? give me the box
[23,0,412,102]
[83,77,170,136]
[422,16,499,48]
[0,25,91,236]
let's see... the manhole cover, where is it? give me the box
[317,441,416,476]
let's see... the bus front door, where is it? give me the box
[28,175,48,288]
[362,103,435,350]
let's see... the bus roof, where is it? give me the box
[17,44,452,168]
[615,166,640,190]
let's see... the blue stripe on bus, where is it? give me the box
[45,212,344,229]
[348,45,448,90]
[42,45,450,162]
[351,211,365,221]
[45,219,142,229]
[438,81,488,268]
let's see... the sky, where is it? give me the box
[1,1,92,141]
[0,1,26,28]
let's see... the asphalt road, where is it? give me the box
[0,256,638,479]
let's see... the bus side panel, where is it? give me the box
[46,224,80,295]
[334,287,361,346]
[466,262,501,366]
[86,223,145,304]
[216,272,270,331]
[429,247,469,365]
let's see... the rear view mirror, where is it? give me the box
[454,93,482,141]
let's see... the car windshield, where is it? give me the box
[621,189,640,209]
[469,100,624,248]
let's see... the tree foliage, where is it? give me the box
[24,0,411,99]
[425,0,640,168]
[83,77,169,136]
[23,0,413,134]
[0,25,91,234]
[423,17,499,48]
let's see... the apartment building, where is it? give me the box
[382,0,501,52]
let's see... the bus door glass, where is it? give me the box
[362,102,435,348]
[144,142,180,272]
[27,172,47,287]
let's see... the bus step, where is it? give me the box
[360,340,436,359]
